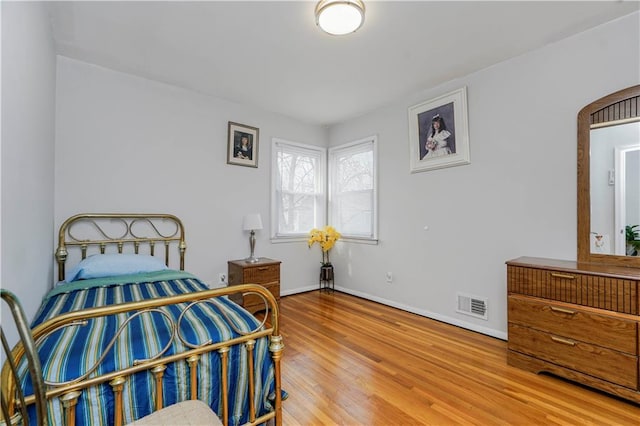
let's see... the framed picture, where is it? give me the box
[227,121,259,168]
[408,87,470,173]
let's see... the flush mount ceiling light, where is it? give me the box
[315,0,365,36]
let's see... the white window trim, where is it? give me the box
[328,135,378,243]
[270,138,326,242]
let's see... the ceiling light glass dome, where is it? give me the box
[315,0,365,36]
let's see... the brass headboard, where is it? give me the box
[55,213,187,282]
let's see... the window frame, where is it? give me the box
[328,135,378,243]
[270,138,327,242]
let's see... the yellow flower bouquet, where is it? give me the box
[308,226,341,265]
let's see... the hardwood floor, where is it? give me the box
[278,290,640,425]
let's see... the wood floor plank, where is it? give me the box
[279,291,640,425]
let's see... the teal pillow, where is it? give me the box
[65,254,168,282]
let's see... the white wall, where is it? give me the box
[54,57,327,291]
[327,12,640,339]
[1,2,56,337]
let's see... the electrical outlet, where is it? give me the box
[386,272,393,283]
[218,273,227,285]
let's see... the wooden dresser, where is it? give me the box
[507,256,640,403]
[228,258,281,315]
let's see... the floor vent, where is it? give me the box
[456,293,488,320]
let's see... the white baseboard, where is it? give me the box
[281,285,507,341]
[281,285,317,296]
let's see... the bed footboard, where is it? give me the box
[2,284,283,426]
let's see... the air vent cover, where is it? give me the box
[456,293,488,320]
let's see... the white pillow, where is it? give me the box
[65,253,168,282]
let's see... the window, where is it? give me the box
[329,136,377,241]
[271,139,326,239]
[271,136,377,243]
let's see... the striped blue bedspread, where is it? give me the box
[23,270,275,426]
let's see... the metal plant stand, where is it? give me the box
[319,264,334,292]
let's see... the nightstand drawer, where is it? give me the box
[228,258,281,315]
[508,295,637,354]
[243,283,280,310]
[243,264,279,284]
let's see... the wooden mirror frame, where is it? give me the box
[577,84,640,268]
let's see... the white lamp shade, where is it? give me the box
[315,0,365,36]
[242,213,263,231]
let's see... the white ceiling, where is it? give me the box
[46,1,640,126]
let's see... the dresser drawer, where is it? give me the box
[508,265,638,314]
[243,264,279,284]
[508,295,637,354]
[508,323,637,389]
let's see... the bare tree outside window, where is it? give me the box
[273,140,325,238]
[329,137,377,240]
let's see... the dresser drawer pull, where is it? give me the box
[551,336,576,346]
[550,273,576,280]
[550,306,577,315]
[257,267,270,271]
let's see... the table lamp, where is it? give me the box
[242,213,263,263]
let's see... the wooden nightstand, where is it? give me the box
[228,258,281,314]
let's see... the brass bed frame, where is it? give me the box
[1,213,284,426]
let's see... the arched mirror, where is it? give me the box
[578,85,640,268]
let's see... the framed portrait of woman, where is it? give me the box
[227,121,259,168]
[408,87,470,173]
